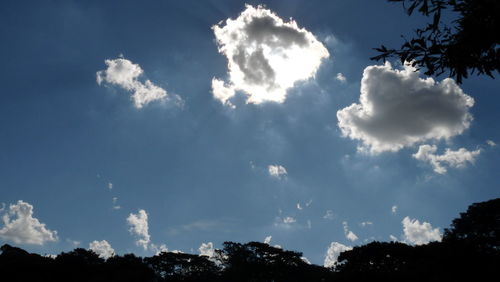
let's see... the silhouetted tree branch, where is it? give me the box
[372,0,500,83]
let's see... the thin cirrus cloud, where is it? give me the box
[337,62,474,154]
[97,57,182,109]
[211,4,329,107]
[413,144,481,174]
[89,240,115,259]
[0,200,58,245]
[402,216,442,245]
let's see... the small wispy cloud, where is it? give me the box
[268,165,288,179]
[323,210,335,220]
[335,72,346,83]
[343,221,358,242]
[97,57,182,109]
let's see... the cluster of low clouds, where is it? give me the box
[336,62,484,173]
[324,214,442,267]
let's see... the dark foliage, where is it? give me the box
[1,198,498,281]
[372,0,500,83]
[443,197,500,250]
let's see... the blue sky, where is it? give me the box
[1,0,499,265]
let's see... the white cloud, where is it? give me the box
[127,209,151,250]
[413,144,481,174]
[264,235,272,244]
[212,4,329,106]
[402,216,442,245]
[97,57,181,108]
[89,240,115,259]
[296,203,303,210]
[108,182,113,190]
[486,140,496,147]
[150,243,168,255]
[389,235,399,241]
[346,233,358,243]
[307,219,312,229]
[336,73,346,82]
[323,210,335,220]
[0,200,58,245]
[199,242,215,258]
[268,164,287,179]
[392,205,398,214]
[283,216,296,224]
[343,221,358,242]
[337,62,474,154]
[324,242,352,267]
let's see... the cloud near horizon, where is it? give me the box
[402,216,442,245]
[89,240,115,259]
[324,242,352,267]
[127,209,152,250]
[0,200,58,245]
[211,4,329,107]
[337,62,474,154]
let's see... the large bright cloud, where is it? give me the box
[0,200,58,245]
[97,57,181,108]
[89,240,115,259]
[402,216,442,245]
[337,62,474,153]
[413,144,481,174]
[127,209,151,250]
[324,242,352,268]
[212,4,329,106]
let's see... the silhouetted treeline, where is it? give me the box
[1,198,499,281]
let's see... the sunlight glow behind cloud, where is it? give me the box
[212,4,329,106]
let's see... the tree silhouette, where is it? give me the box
[372,0,500,83]
[217,241,334,281]
[443,197,500,251]
[1,197,498,281]
[145,251,220,281]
